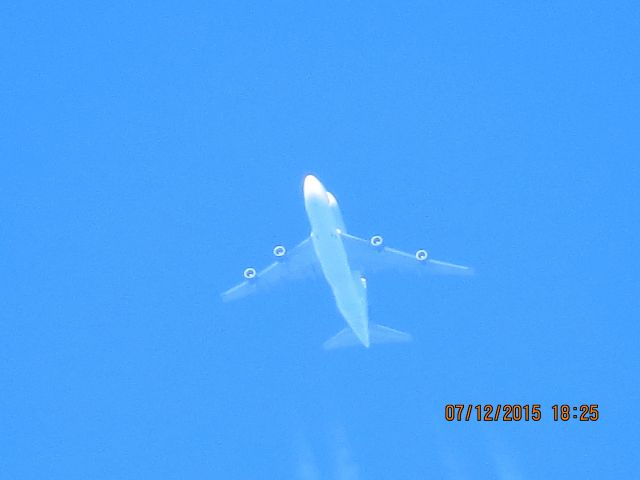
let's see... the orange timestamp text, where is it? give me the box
[444,404,599,422]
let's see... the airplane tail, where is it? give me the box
[323,324,412,350]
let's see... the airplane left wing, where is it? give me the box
[221,237,319,302]
[341,233,473,277]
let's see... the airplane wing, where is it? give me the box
[221,237,319,302]
[340,233,473,276]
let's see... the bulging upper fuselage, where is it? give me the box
[303,175,370,347]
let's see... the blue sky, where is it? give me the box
[2,1,639,478]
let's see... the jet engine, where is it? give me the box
[370,235,384,250]
[415,249,428,262]
[243,267,257,280]
[273,245,286,257]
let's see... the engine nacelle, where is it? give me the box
[273,245,286,257]
[370,235,384,250]
[243,267,257,280]
[415,249,428,262]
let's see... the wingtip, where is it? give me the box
[220,288,236,302]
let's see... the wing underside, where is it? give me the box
[221,236,319,302]
[221,232,472,302]
[340,232,473,276]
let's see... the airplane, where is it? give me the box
[221,175,473,349]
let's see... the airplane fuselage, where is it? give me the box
[303,175,370,347]
[222,174,471,347]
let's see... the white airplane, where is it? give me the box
[222,175,473,349]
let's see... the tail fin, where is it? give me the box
[323,324,412,350]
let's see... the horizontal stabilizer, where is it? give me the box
[323,324,412,350]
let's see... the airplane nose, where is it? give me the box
[303,175,326,199]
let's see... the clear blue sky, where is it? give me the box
[2,2,639,478]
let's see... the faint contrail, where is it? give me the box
[294,435,321,480]
[333,426,360,480]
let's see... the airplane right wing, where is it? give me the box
[221,236,319,302]
[340,233,473,277]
